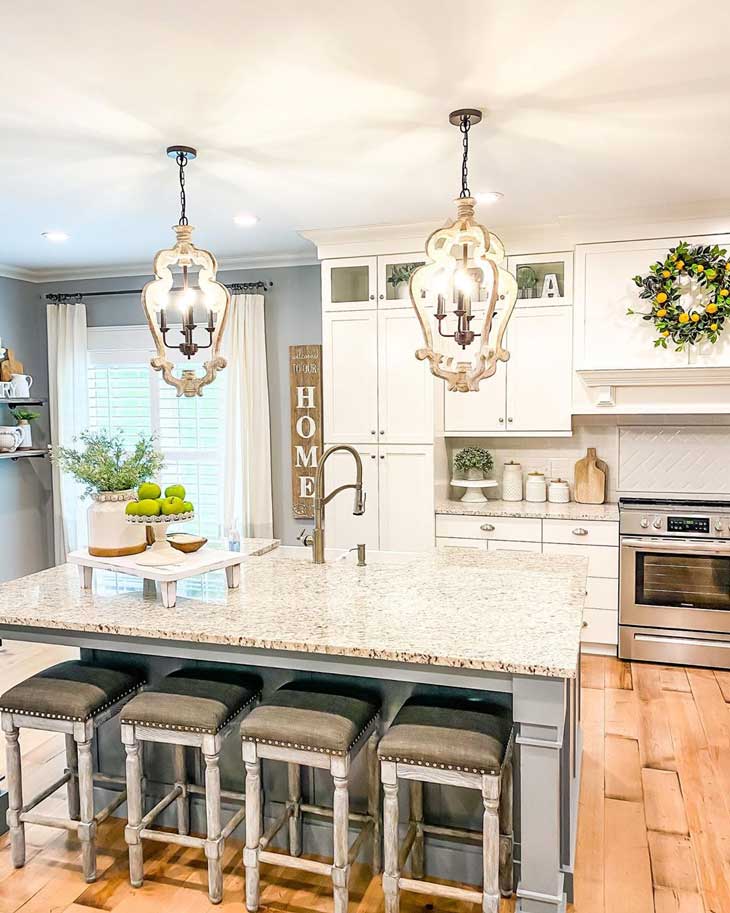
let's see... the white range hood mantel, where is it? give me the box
[576,366,730,408]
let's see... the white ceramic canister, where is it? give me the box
[525,471,547,503]
[87,490,147,558]
[547,478,571,503]
[501,461,523,501]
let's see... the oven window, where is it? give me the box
[636,551,730,610]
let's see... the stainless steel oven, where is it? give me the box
[619,498,730,669]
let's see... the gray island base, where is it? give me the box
[0,546,587,913]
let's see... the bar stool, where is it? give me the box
[377,696,515,913]
[241,681,382,913]
[120,667,262,904]
[0,659,144,882]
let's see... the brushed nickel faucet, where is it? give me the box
[309,444,365,564]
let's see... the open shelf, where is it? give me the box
[1,399,47,409]
[0,449,48,461]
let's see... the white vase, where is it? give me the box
[396,283,410,300]
[87,490,147,558]
[466,468,484,481]
[17,421,32,449]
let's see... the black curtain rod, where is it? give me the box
[44,281,272,303]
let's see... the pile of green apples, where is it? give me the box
[125,482,194,518]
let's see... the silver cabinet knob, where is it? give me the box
[507,417,513,423]
[572,528,588,536]
[498,417,504,423]
[369,294,375,300]
[371,430,376,435]
[380,430,384,435]
[370,454,376,460]
[480,523,496,532]
[379,294,385,300]
[380,455,385,460]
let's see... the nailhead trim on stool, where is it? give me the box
[0,683,143,723]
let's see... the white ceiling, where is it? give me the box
[2,0,730,278]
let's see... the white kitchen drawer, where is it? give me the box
[542,518,619,547]
[582,607,618,646]
[488,539,542,554]
[543,542,618,578]
[435,514,542,542]
[585,576,618,610]
[436,537,486,549]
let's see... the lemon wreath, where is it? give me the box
[628,241,730,351]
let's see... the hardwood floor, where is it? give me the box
[0,642,727,912]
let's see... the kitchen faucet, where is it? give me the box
[308,444,365,564]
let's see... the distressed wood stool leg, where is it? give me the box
[381,761,400,913]
[244,750,262,912]
[173,744,189,836]
[65,734,80,821]
[409,779,425,879]
[77,738,97,883]
[204,747,223,904]
[3,719,25,868]
[367,732,382,874]
[123,729,145,888]
[481,775,500,913]
[287,762,302,857]
[499,758,514,897]
[332,771,350,913]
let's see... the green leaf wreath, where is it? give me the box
[628,241,730,351]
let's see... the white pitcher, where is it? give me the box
[10,374,32,398]
[0,426,23,452]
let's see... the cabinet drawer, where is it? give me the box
[543,518,618,547]
[582,608,618,646]
[436,537,486,550]
[435,514,542,542]
[543,542,618,578]
[488,539,542,554]
[586,576,618,611]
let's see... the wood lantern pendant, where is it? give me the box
[141,146,230,397]
[410,110,517,392]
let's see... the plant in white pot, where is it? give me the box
[54,430,164,557]
[452,446,496,502]
[13,408,40,449]
[387,262,420,299]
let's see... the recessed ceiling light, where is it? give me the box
[233,214,259,228]
[41,230,70,242]
[474,191,503,205]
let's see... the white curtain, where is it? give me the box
[47,302,89,563]
[223,294,273,539]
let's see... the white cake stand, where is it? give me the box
[126,511,195,567]
[450,479,498,503]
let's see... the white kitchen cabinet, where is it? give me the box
[487,539,542,554]
[322,310,379,444]
[377,252,426,309]
[378,444,435,552]
[377,307,433,444]
[320,444,380,550]
[507,251,573,308]
[322,257,377,312]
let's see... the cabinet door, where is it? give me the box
[507,252,573,308]
[322,257,377,312]
[322,311,378,443]
[377,253,427,309]
[487,539,542,554]
[322,444,380,550]
[505,306,572,433]
[441,309,508,433]
[377,308,433,444]
[378,445,435,552]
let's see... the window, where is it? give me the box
[87,327,225,540]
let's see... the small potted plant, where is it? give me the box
[387,262,420,299]
[454,446,494,481]
[13,408,40,449]
[54,430,164,557]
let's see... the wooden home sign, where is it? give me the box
[289,345,323,518]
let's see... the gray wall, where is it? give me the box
[41,264,322,545]
[0,277,53,581]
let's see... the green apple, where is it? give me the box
[138,482,161,500]
[125,501,140,516]
[161,496,185,516]
[138,499,162,517]
[181,501,194,514]
[165,484,186,501]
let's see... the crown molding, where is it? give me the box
[0,263,41,282]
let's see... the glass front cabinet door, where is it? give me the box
[507,251,573,307]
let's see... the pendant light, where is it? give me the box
[141,145,230,398]
[409,109,517,392]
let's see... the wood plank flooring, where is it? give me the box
[1,642,730,912]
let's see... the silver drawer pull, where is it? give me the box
[572,528,588,536]
[480,523,496,532]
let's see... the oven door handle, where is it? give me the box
[621,536,730,556]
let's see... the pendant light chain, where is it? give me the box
[459,113,472,198]
[176,151,189,226]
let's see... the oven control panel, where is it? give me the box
[620,501,730,539]
[667,516,711,534]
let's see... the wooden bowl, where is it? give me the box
[167,533,208,554]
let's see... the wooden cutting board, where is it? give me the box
[0,349,23,382]
[574,448,606,504]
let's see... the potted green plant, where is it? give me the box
[13,408,40,450]
[54,430,164,557]
[387,262,420,299]
[453,446,494,481]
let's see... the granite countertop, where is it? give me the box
[436,498,619,522]
[0,547,587,679]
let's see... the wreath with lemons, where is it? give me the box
[628,241,730,350]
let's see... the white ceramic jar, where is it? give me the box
[547,478,571,503]
[87,490,147,558]
[501,461,523,501]
[525,472,547,503]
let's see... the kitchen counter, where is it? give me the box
[437,497,619,522]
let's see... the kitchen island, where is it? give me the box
[0,545,587,913]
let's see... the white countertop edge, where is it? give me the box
[436,499,619,522]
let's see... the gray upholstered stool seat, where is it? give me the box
[240,681,380,755]
[121,667,262,905]
[377,697,512,774]
[378,697,515,913]
[121,668,261,735]
[1,660,145,884]
[0,660,142,723]
[241,681,382,913]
